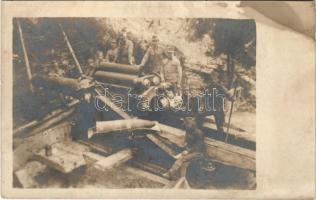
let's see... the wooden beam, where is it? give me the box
[146,134,178,158]
[156,123,186,147]
[17,20,34,92]
[83,151,106,166]
[93,149,132,171]
[14,100,79,137]
[203,119,255,143]
[59,24,83,74]
[77,140,111,154]
[173,177,191,189]
[205,137,255,171]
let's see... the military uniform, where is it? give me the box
[162,56,182,85]
[105,48,118,63]
[140,45,165,74]
[117,39,134,64]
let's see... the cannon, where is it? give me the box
[98,62,141,74]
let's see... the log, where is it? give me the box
[99,61,141,74]
[205,137,255,171]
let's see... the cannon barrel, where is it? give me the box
[33,75,94,92]
[94,71,140,86]
[98,62,141,74]
[96,119,156,133]
[88,119,157,138]
[33,75,82,90]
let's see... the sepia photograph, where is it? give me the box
[12,17,256,189]
[2,1,315,199]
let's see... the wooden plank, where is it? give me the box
[156,123,186,147]
[146,134,178,158]
[154,123,255,171]
[203,121,255,143]
[76,139,111,154]
[173,177,191,189]
[94,149,132,171]
[83,151,106,166]
[205,137,255,171]
[124,166,171,186]
[13,100,78,136]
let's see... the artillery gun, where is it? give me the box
[13,22,255,189]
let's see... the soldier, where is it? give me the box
[139,35,165,75]
[134,39,149,65]
[161,48,183,93]
[105,39,118,63]
[163,116,215,180]
[116,33,134,65]
[85,58,97,77]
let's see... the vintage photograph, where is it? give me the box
[12,17,256,189]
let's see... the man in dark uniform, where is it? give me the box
[139,35,165,75]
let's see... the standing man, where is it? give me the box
[134,39,149,65]
[116,33,134,65]
[161,48,183,93]
[139,35,165,75]
[105,39,119,63]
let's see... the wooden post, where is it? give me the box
[17,20,34,92]
[59,24,83,75]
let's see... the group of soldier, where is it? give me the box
[46,28,227,182]
[90,29,183,92]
